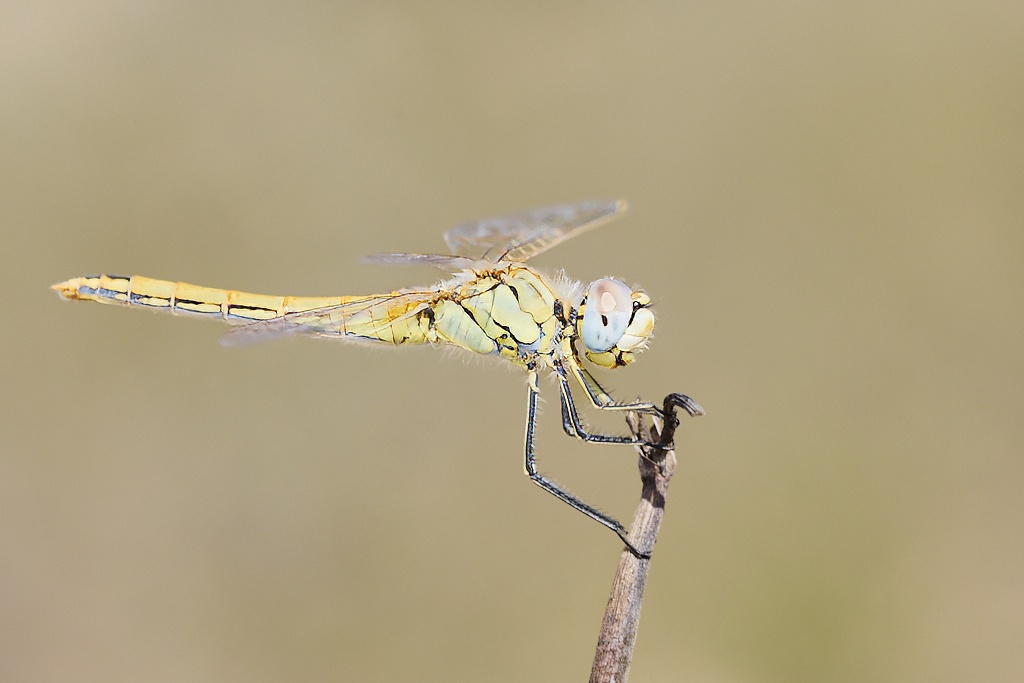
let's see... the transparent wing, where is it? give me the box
[360,253,479,271]
[219,290,437,348]
[443,199,628,262]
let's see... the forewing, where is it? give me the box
[443,199,627,262]
[361,253,479,271]
[219,291,436,348]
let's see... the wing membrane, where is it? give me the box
[361,253,479,271]
[443,199,627,262]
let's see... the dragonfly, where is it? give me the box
[52,199,703,554]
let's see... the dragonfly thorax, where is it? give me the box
[577,278,654,369]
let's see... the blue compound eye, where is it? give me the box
[580,278,632,353]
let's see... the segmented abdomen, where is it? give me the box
[51,274,356,323]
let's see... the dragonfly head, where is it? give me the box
[578,278,654,369]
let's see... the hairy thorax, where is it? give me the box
[431,264,566,367]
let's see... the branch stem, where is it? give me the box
[589,394,703,683]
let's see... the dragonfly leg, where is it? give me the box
[555,364,653,447]
[566,358,666,415]
[565,358,704,450]
[524,368,650,559]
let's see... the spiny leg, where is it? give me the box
[555,364,649,446]
[523,367,649,559]
[565,358,704,451]
[566,357,665,415]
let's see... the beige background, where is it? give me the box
[3,2,1022,681]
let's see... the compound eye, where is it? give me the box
[580,278,633,353]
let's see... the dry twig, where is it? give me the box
[589,394,703,683]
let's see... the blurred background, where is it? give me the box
[2,2,1022,681]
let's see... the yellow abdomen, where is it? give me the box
[51,274,356,323]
